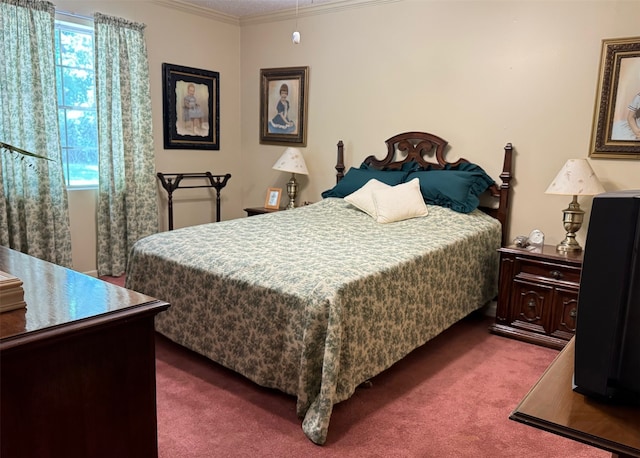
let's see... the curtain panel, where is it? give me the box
[94,13,158,276]
[0,0,73,267]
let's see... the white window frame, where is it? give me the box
[54,15,98,189]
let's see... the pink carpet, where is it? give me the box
[100,275,607,457]
[153,316,607,457]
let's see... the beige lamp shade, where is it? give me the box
[545,159,605,196]
[545,158,605,253]
[272,147,308,175]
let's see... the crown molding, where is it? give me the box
[152,0,240,25]
[153,0,402,26]
[240,0,402,26]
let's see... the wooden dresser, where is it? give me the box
[511,338,640,457]
[0,246,170,458]
[490,245,583,350]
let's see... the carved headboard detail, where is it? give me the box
[333,132,514,245]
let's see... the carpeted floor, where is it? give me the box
[100,275,607,457]
[152,314,608,457]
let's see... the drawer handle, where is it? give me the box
[569,308,577,318]
[550,270,563,280]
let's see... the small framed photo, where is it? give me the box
[162,63,220,150]
[589,36,640,159]
[264,187,282,209]
[260,66,309,146]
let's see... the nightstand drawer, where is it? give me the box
[491,245,584,350]
[515,258,582,284]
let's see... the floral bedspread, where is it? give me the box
[126,198,501,444]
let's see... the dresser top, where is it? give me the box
[0,246,168,342]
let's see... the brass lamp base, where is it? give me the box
[285,173,298,210]
[557,237,583,252]
[556,195,584,252]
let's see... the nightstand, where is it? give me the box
[489,245,583,350]
[243,207,283,217]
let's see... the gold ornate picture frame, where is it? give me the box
[589,36,640,159]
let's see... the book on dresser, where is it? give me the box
[0,270,26,312]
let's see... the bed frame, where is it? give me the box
[333,131,514,245]
[126,130,513,445]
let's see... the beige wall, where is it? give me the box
[241,0,640,250]
[56,0,243,274]
[56,0,639,274]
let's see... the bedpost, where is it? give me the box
[496,143,513,246]
[336,140,345,183]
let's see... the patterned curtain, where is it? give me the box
[94,13,158,276]
[0,0,73,267]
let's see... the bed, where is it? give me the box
[126,131,514,444]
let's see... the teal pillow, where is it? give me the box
[321,167,407,198]
[360,161,422,172]
[406,164,495,213]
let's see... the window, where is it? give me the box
[54,20,98,188]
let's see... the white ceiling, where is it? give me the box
[178,0,336,18]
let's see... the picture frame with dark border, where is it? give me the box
[264,187,282,209]
[162,63,220,150]
[260,66,309,146]
[589,36,640,159]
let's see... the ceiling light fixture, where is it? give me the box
[292,0,300,44]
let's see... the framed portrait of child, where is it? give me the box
[590,36,640,159]
[162,63,220,150]
[260,66,309,146]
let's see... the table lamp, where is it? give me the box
[272,147,308,209]
[545,158,605,252]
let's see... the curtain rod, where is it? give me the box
[56,10,93,21]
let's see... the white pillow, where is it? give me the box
[372,178,429,223]
[344,179,391,218]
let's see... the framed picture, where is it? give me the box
[589,36,640,159]
[260,66,309,146]
[162,63,220,150]
[264,187,282,209]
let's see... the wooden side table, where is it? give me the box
[244,206,283,216]
[511,338,640,457]
[489,245,583,349]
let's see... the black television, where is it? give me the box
[573,190,640,404]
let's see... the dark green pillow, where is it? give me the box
[321,167,407,198]
[406,164,495,213]
[360,161,422,172]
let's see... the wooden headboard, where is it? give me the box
[333,131,514,246]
